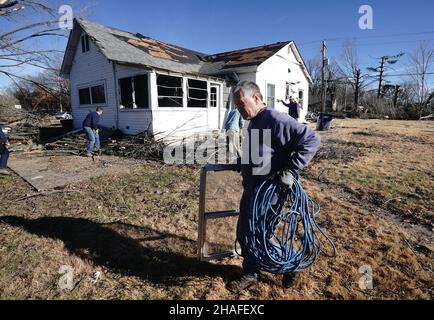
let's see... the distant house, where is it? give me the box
[60,19,312,137]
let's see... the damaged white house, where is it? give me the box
[60,19,312,137]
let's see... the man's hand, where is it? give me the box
[278,169,299,188]
[94,129,100,134]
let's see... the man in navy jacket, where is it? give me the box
[0,127,10,175]
[227,81,321,293]
[82,107,103,157]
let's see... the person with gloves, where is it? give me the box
[227,81,321,293]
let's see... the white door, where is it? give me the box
[208,83,221,129]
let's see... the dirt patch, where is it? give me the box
[8,153,142,191]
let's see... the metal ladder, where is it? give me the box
[197,164,240,261]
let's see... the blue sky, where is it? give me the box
[1,0,433,88]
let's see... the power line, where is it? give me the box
[367,72,434,77]
[298,31,434,47]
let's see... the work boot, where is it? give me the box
[85,152,93,157]
[0,168,10,175]
[94,149,102,156]
[282,273,298,288]
[226,275,258,293]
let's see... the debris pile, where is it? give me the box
[44,133,87,156]
[104,132,167,161]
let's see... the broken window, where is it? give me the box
[187,79,207,108]
[119,75,149,109]
[157,74,183,108]
[210,87,217,107]
[81,34,90,53]
[134,75,149,108]
[119,78,133,108]
[78,84,106,105]
[267,83,275,108]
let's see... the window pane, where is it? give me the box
[157,74,183,107]
[78,88,91,105]
[85,35,90,52]
[188,79,207,108]
[267,84,275,108]
[91,85,106,104]
[134,75,149,108]
[81,36,86,53]
[210,87,217,107]
[120,77,133,109]
[299,90,304,100]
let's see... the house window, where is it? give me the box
[267,83,275,108]
[119,74,149,109]
[78,84,106,105]
[81,34,90,53]
[298,89,304,107]
[79,88,91,105]
[91,85,106,104]
[210,87,217,107]
[187,79,207,108]
[285,82,290,100]
[157,74,183,107]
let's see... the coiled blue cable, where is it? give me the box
[243,176,337,274]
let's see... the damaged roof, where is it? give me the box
[202,42,290,74]
[61,19,310,82]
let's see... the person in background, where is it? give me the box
[0,127,10,175]
[277,96,301,120]
[224,107,245,161]
[82,106,103,157]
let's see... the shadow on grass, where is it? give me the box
[0,216,240,286]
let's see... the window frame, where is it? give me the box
[156,73,184,108]
[266,83,275,108]
[187,78,208,108]
[298,89,304,107]
[118,73,150,110]
[77,81,107,106]
[81,34,90,53]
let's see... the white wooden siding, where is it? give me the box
[256,44,310,122]
[70,31,117,130]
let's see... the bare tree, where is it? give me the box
[407,41,434,118]
[307,55,322,98]
[367,52,405,98]
[0,1,68,90]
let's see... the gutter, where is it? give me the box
[112,61,120,129]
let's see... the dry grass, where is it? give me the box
[0,119,433,300]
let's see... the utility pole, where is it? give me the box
[355,69,361,109]
[321,41,327,113]
[377,57,385,98]
[393,85,400,108]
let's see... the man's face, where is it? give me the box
[234,90,262,120]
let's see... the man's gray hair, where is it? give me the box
[233,81,263,101]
